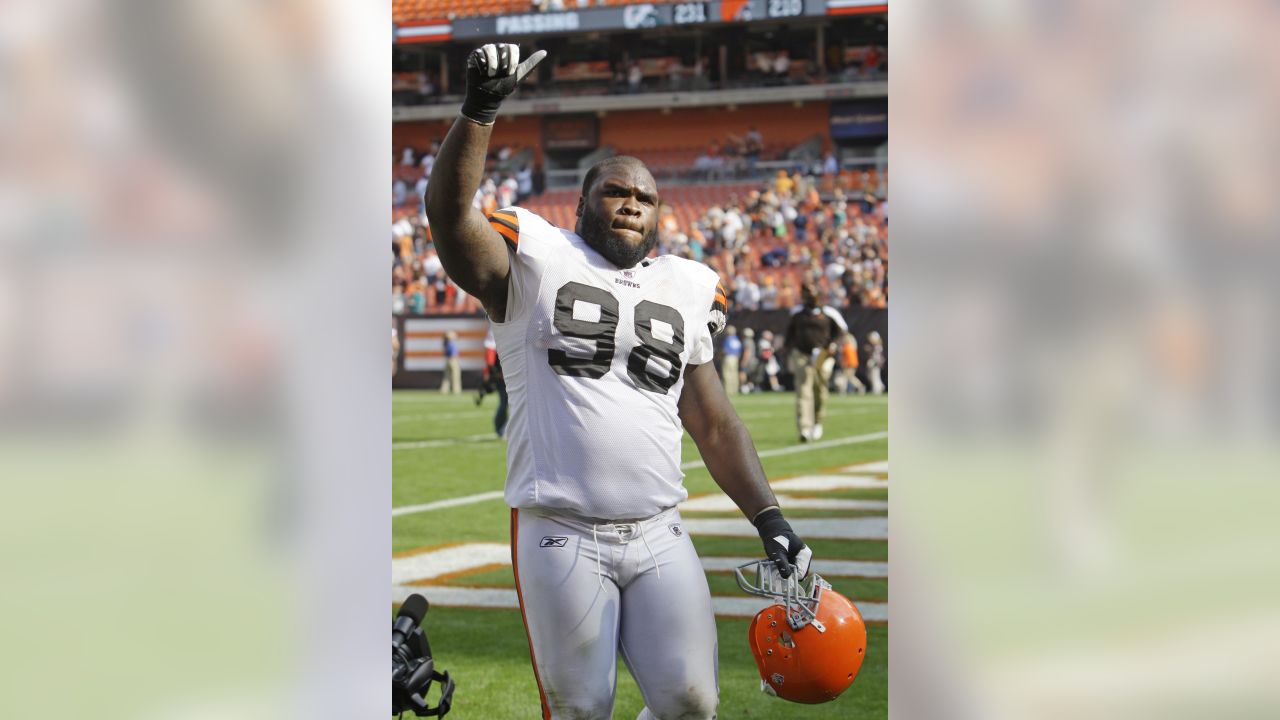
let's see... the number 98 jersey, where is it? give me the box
[488,207,728,520]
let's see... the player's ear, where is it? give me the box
[575,195,584,218]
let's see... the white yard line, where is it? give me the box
[392,491,505,517]
[679,431,887,470]
[393,543,888,585]
[393,432,886,515]
[770,475,888,492]
[680,493,887,512]
[392,433,498,450]
[841,460,889,474]
[392,543,510,584]
[683,517,887,541]
[394,410,493,422]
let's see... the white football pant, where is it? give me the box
[511,507,719,720]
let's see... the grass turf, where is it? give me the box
[395,390,887,718]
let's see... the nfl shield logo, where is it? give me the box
[669,524,683,537]
[622,270,635,279]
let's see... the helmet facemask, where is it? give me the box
[734,559,831,633]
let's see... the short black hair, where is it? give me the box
[580,155,648,199]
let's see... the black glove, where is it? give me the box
[753,507,813,579]
[461,44,547,126]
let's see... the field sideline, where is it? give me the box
[393,389,888,719]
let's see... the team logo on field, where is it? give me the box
[668,524,683,537]
[539,536,568,548]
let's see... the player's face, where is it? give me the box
[576,165,660,269]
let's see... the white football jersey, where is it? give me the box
[487,207,728,520]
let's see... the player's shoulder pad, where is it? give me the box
[486,207,521,250]
[488,206,565,256]
[676,258,729,337]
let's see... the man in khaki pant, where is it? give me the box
[440,331,462,394]
[785,284,847,442]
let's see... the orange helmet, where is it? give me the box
[735,560,868,704]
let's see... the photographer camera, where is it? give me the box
[392,594,455,717]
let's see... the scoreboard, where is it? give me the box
[439,0,854,41]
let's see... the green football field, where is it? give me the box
[393,389,887,719]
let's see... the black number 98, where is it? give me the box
[549,282,686,393]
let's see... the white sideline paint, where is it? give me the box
[392,544,888,585]
[392,542,510,584]
[392,431,888,516]
[393,433,498,450]
[683,517,887,541]
[680,493,887,512]
[391,584,887,622]
[679,430,887,470]
[771,475,887,492]
[392,491,505,518]
[841,460,889,474]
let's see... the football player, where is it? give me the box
[425,43,814,720]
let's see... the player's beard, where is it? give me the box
[577,206,658,269]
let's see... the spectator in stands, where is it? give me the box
[759,277,779,310]
[516,165,533,201]
[773,53,791,82]
[392,324,400,376]
[774,169,795,199]
[744,126,763,162]
[668,60,683,91]
[414,174,429,211]
[421,247,443,280]
[734,275,760,311]
[627,62,643,93]
[498,175,518,209]
[720,326,742,395]
[400,146,415,166]
[393,178,408,207]
[692,56,710,90]
[407,277,426,314]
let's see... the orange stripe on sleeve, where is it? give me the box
[491,221,519,244]
[488,211,520,248]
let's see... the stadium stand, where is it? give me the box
[392,5,886,337]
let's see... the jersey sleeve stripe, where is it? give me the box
[488,212,520,247]
[713,280,729,312]
[490,212,518,230]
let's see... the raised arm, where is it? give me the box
[424,44,546,320]
[679,361,813,578]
